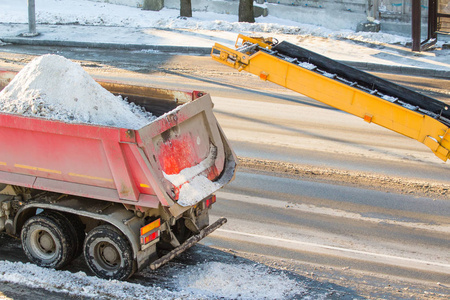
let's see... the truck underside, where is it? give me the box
[0,184,220,279]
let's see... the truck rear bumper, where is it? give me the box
[149,217,227,270]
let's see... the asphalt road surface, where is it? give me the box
[0,45,449,299]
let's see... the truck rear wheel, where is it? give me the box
[21,212,75,269]
[84,225,135,280]
[48,211,85,260]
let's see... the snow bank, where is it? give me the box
[0,0,412,45]
[0,260,177,299]
[0,54,155,129]
[0,260,304,299]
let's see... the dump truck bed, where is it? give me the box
[0,69,236,210]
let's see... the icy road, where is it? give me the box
[0,49,449,299]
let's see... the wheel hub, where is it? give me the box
[100,243,119,266]
[37,231,55,253]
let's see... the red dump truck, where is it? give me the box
[0,69,237,280]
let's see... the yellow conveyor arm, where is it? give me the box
[211,35,450,162]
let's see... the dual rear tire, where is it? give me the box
[83,225,135,280]
[21,212,135,280]
[21,212,75,269]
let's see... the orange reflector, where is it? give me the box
[364,114,373,123]
[140,219,161,236]
[260,72,269,81]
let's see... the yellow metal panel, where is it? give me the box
[211,38,450,162]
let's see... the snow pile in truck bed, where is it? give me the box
[164,171,220,207]
[0,54,155,129]
[163,153,221,207]
[163,145,221,207]
[177,176,221,207]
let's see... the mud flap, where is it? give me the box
[149,217,227,270]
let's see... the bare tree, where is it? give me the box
[180,0,192,17]
[239,0,255,23]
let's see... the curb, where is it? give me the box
[0,37,212,55]
[1,37,449,78]
[344,60,450,79]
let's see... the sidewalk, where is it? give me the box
[1,1,450,78]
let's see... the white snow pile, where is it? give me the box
[0,260,304,299]
[174,261,303,299]
[177,176,220,207]
[163,145,221,207]
[0,54,155,129]
[164,170,220,207]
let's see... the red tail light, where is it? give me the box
[140,219,161,246]
[141,230,160,245]
[206,195,216,208]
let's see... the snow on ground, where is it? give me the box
[174,261,304,299]
[0,260,305,299]
[0,0,412,45]
[1,0,449,71]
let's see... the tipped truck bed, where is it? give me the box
[0,69,237,214]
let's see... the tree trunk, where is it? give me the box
[239,0,255,23]
[180,0,192,17]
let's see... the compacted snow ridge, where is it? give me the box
[0,54,155,129]
[0,260,177,299]
[0,260,304,299]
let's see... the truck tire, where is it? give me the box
[66,214,86,259]
[84,225,135,280]
[47,211,85,260]
[21,212,75,269]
